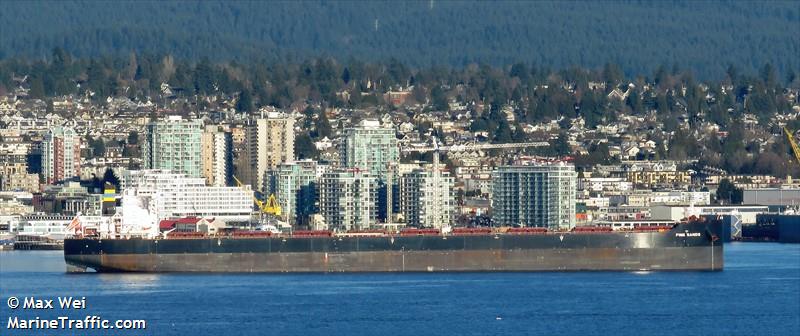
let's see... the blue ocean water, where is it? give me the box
[1,243,798,336]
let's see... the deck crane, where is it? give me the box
[232,176,282,217]
[400,138,549,228]
[784,127,800,165]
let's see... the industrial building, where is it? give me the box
[743,188,800,206]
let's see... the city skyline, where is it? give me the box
[0,2,798,335]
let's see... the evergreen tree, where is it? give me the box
[102,168,120,189]
[295,132,319,159]
[127,131,139,145]
[86,59,107,98]
[430,86,449,111]
[29,75,46,99]
[716,179,742,204]
[88,137,106,157]
[493,119,513,143]
[315,110,332,139]
[193,58,215,94]
[602,63,624,86]
[341,67,351,85]
[236,90,253,112]
[552,133,571,156]
[761,63,777,89]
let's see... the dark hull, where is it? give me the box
[64,222,723,272]
[754,214,800,243]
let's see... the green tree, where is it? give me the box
[86,59,107,98]
[580,92,603,128]
[493,119,513,143]
[761,63,777,89]
[49,47,73,94]
[236,90,254,113]
[126,131,139,145]
[87,136,106,157]
[102,168,120,189]
[602,63,624,86]
[722,121,746,156]
[716,179,743,205]
[29,75,46,99]
[552,132,571,156]
[430,86,448,111]
[512,124,527,142]
[341,67,351,85]
[314,110,332,139]
[193,58,215,94]
[294,132,319,159]
[509,63,530,83]
[470,118,489,132]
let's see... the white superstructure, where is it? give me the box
[121,170,253,223]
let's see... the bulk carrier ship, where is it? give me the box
[64,218,723,273]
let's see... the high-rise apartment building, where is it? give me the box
[318,168,377,231]
[491,162,577,230]
[399,168,454,228]
[201,125,233,187]
[42,126,81,184]
[142,116,202,177]
[267,160,317,226]
[341,119,399,221]
[239,110,295,191]
[341,119,398,180]
[0,143,38,192]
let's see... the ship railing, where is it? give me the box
[626,225,674,232]
[230,231,274,238]
[291,230,334,237]
[611,225,678,233]
[451,228,494,235]
[571,226,614,233]
[337,230,389,237]
[116,224,683,241]
[398,228,441,236]
[504,227,549,235]
[165,232,207,239]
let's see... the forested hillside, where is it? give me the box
[2,48,798,176]
[1,1,798,80]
